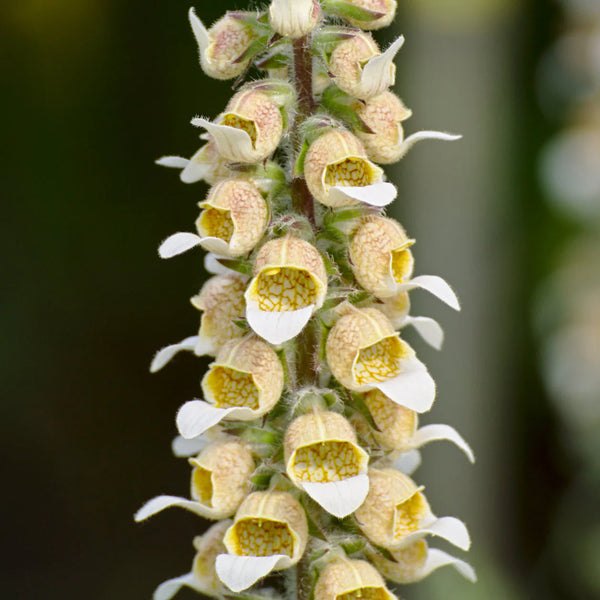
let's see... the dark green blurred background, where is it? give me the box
[2,0,598,599]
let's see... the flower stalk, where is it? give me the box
[139,3,475,600]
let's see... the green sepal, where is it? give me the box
[300,495,330,542]
[232,318,250,332]
[347,290,373,305]
[322,0,386,22]
[312,26,357,56]
[256,52,290,70]
[369,542,398,563]
[250,472,274,489]
[340,535,367,555]
[323,205,371,227]
[215,258,253,275]
[233,34,272,64]
[318,225,347,245]
[320,85,375,134]
[294,138,310,177]
[242,427,282,446]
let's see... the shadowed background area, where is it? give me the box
[2,0,598,599]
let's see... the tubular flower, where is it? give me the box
[188,8,257,80]
[156,140,233,185]
[336,0,397,31]
[368,539,476,585]
[355,468,470,551]
[363,389,474,462]
[284,409,369,517]
[314,558,398,600]
[150,273,247,372]
[269,0,321,39]
[151,520,231,600]
[134,437,254,521]
[328,32,404,100]
[177,335,284,439]
[216,490,309,592]
[326,305,436,413]
[304,129,397,207]
[244,236,327,344]
[159,177,268,259]
[193,87,285,163]
[353,91,460,164]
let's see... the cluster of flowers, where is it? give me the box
[136,2,476,599]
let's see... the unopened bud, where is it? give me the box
[285,409,369,517]
[337,0,398,30]
[304,128,397,207]
[269,0,321,39]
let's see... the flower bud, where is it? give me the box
[363,389,474,461]
[152,520,231,600]
[326,305,435,412]
[245,236,327,344]
[195,177,268,257]
[368,538,477,584]
[349,217,415,298]
[217,490,308,592]
[189,8,257,80]
[337,0,397,30]
[304,129,397,207]
[156,140,234,185]
[176,335,284,439]
[315,558,398,600]
[352,91,462,164]
[190,273,247,356]
[355,468,471,551]
[329,32,404,100]
[284,409,369,517]
[193,88,285,163]
[269,0,321,39]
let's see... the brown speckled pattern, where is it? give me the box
[349,217,414,298]
[203,17,254,80]
[201,335,284,416]
[326,307,414,390]
[189,438,254,518]
[192,520,232,595]
[353,92,411,163]
[315,559,397,600]
[197,177,268,257]
[329,33,380,98]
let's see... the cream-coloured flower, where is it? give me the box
[177,335,284,438]
[315,557,398,600]
[353,91,460,164]
[188,8,257,80]
[193,87,285,163]
[284,409,369,517]
[156,139,233,185]
[150,273,247,372]
[244,236,327,344]
[363,389,474,461]
[335,0,397,30]
[368,538,476,584]
[134,437,254,521]
[150,520,231,600]
[216,490,308,592]
[159,177,268,259]
[355,468,470,551]
[269,0,321,39]
[329,32,404,100]
[304,129,397,207]
[326,305,436,413]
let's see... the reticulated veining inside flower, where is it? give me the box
[293,442,361,482]
[337,587,388,600]
[192,467,214,506]
[232,519,294,557]
[256,268,317,311]
[205,366,259,409]
[199,208,234,243]
[354,337,404,385]
[390,248,412,282]
[221,114,258,146]
[394,493,429,539]
[325,158,371,188]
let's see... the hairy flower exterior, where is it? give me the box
[304,129,396,207]
[326,305,436,412]
[329,32,403,100]
[152,520,231,600]
[284,409,369,517]
[269,0,321,39]
[193,88,284,163]
[245,236,327,344]
[189,8,257,80]
[341,0,397,30]
[314,558,398,600]
[217,490,309,592]
[355,468,470,551]
[349,217,415,298]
